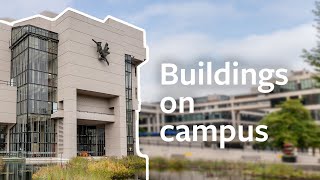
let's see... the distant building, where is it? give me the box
[140,70,320,146]
[0,9,146,158]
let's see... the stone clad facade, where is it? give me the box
[0,9,146,159]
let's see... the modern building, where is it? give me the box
[0,9,146,158]
[139,70,320,147]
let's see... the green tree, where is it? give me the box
[303,1,320,82]
[258,99,320,149]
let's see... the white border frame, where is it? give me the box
[0,7,150,180]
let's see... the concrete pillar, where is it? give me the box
[62,88,77,159]
[55,119,64,156]
[105,96,127,156]
[231,110,236,127]
[161,113,165,128]
[147,116,151,133]
[230,99,236,126]
[156,113,160,132]
[151,115,155,132]
[6,125,12,153]
[236,111,241,125]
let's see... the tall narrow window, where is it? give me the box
[125,54,134,155]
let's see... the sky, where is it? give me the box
[0,0,318,101]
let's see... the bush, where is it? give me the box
[118,156,146,170]
[87,159,131,179]
[33,156,146,180]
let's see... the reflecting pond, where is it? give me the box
[139,170,284,180]
[0,163,294,180]
[0,162,47,180]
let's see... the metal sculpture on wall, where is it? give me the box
[92,39,110,65]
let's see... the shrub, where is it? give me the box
[119,156,145,170]
[87,159,132,179]
[33,156,145,180]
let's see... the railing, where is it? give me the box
[0,151,55,158]
[0,80,16,87]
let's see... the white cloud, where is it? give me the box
[141,23,317,101]
[129,1,242,25]
[0,0,73,19]
[150,33,213,61]
[149,23,316,67]
[217,23,316,69]
[257,0,314,21]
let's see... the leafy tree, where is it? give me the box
[257,99,320,149]
[303,1,320,82]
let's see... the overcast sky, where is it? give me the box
[0,0,317,101]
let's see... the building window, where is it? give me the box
[125,54,134,155]
[301,78,318,90]
[135,66,137,77]
[9,25,58,157]
[302,94,320,105]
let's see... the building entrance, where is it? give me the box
[77,125,105,156]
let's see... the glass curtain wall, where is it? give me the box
[77,125,105,156]
[9,25,58,157]
[125,54,134,155]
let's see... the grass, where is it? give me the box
[150,157,246,171]
[32,156,145,180]
[33,156,320,180]
[150,157,320,180]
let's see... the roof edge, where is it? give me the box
[0,8,145,33]
[0,8,148,60]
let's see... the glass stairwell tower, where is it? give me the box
[9,25,58,157]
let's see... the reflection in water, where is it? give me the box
[139,170,281,180]
[0,164,283,180]
[0,162,45,180]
